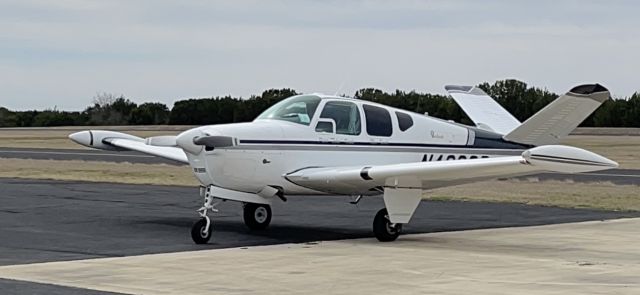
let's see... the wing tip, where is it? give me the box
[569,84,610,103]
[445,85,488,96]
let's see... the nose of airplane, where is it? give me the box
[68,131,92,147]
[176,128,205,155]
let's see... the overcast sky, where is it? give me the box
[1,0,638,110]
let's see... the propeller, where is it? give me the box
[175,127,238,155]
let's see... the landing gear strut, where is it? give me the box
[243,203,272,230]
[191,186,218,244]
[373,208,402,242]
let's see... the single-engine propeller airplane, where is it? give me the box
[69,83,617,243]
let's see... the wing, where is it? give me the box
[103,137,188,164]
[285,145,616,224]
[285,145,617,196]
[69,130,188,164]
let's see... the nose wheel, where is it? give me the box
[191,218,213,244]
[373,208,402,242]
[243,203,272,230]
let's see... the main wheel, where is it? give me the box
[243,203,272,230]
[373,208,401,242]
[191,218,213,244]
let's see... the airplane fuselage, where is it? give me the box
[182,94,530,195]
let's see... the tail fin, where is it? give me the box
[503,84,610,146]
[446,85,521,134]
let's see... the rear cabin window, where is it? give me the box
[319,101,361,135]
[363,104,392,137]
[396,111,414,131]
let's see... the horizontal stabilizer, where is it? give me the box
[504,84,610,146]
[446,85,521,134]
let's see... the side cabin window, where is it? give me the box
[315,120,335,133]
[318,101,361,135]
[363,104,392,137]
[396,111,414,131]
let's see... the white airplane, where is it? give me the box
[69,84,617,244]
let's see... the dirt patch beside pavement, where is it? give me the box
[430,178,640,212]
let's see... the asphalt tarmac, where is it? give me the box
[0,147,183,165]
[1,178,637,294]
[1,147,639,184]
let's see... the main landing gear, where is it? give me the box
[243,203,272,230]
[373,208,402,242]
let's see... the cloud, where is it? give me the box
[0,0,638,110]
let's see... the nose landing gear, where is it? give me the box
[190,185,276,244]
[191,186,219,244]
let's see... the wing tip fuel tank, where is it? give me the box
[68,130,144,151]
[522,145,618,173]
[68,130,92,146]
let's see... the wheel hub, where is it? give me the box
[385,216,397,234]
[254,207,268,224]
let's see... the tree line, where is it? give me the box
[1,80,638,128]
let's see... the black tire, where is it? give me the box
[191,218,212,244]
[373,208,401,242]
[243,203,272,230]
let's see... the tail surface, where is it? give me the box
[447,83,610,146]
[503,84,610,146]
[446,85,521,134]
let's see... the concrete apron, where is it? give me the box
[1,218,639,295]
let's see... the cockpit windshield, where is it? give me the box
[256,95,321,125]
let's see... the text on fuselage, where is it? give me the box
[421,154,490,162]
